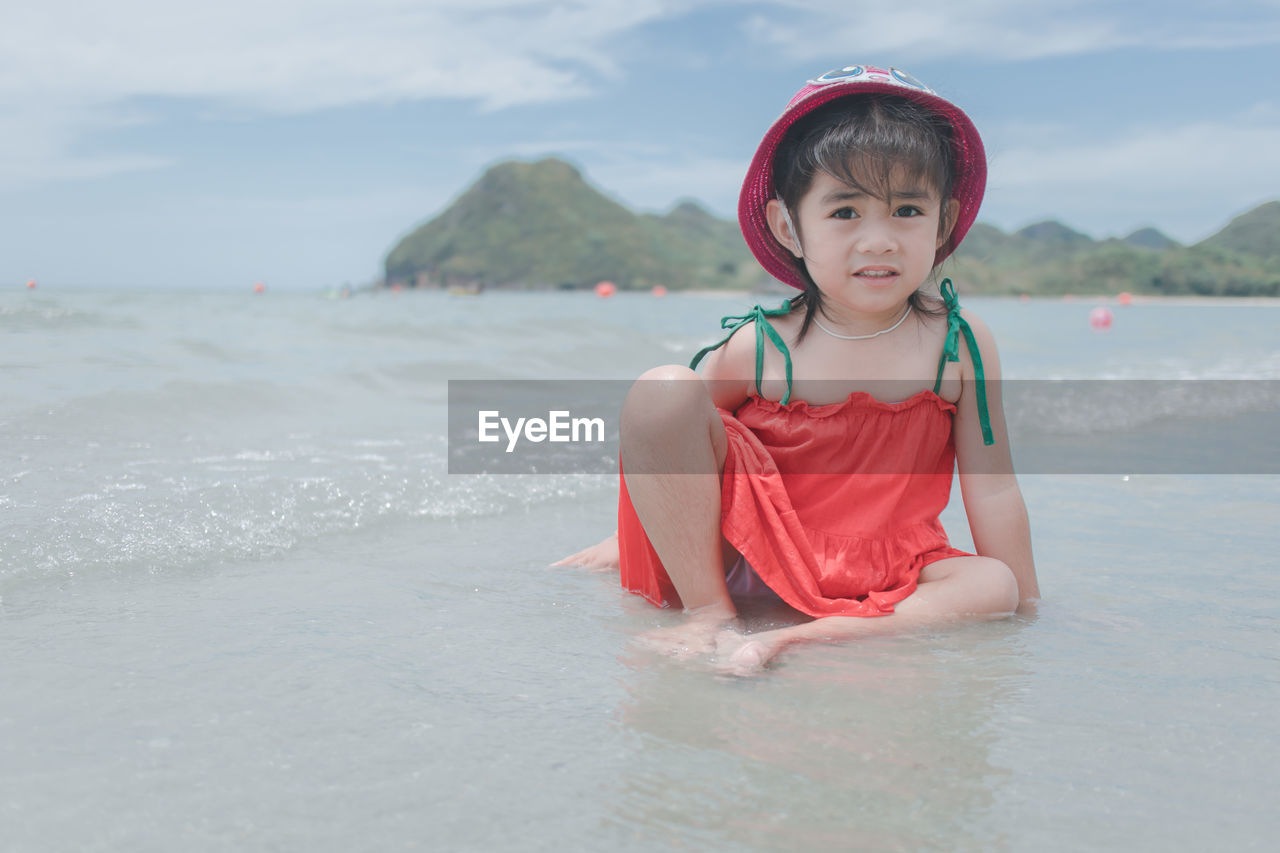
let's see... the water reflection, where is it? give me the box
[611,618,1034,850]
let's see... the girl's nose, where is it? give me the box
[854,218,897,254]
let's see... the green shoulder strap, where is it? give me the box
[689,300,795,404]
[933,278,994,445]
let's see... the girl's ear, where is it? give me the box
[936,198,961,250]
[766,199,803,258]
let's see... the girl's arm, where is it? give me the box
[951,309,1039,605]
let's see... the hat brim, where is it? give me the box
[739,80,987,290]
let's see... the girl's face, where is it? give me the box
[768,167,959,317]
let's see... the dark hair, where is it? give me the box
[772,94,956,340]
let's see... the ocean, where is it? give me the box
[2,286,1278,851]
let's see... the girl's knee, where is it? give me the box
[636,364,700,384]
[979,558,1019,616]
[621,365,727,475]
[622,365,711,434]
[927,556,1018,616]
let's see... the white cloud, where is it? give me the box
[0,103,174,186]
[0,1,681,110]
[744,0,1280,62]
[587,153,747,216]
[0,0,691,186]
[982,106,1280,240]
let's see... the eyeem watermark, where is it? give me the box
[448,379,1280,475]
[478,410,605,453]
[448,380,624,474]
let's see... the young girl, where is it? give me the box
[557,64,1038,673]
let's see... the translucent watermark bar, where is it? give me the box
[447,380,1280,475]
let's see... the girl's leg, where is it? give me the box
[890,556,1020,619]
[621,365,736,633]
[717,556,1018,673]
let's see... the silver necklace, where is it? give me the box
[811,305,912,340]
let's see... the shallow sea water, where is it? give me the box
[2,288,1278,850]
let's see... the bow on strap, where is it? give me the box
[690,300,795,404]
[934,279,994,445]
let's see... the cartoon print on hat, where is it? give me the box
[809,65,866,85]
[739,64,988,290]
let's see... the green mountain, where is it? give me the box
[1196,201,1280,259]
[384,158,766,291]
[1123,227,1180,251]
[1016,220,1094,248]
[947,206,1278,297]
[383,158,1279,297]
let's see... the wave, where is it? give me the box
[0,432,613,591]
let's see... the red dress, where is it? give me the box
[617,283,992,618]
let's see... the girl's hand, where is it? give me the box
[636,622,779,674]
[551,532,619,571]
[713,628,778,675]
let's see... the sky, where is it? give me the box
[2,0,1279,290]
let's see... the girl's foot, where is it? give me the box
[636,612,735,659]
[635,625,711,659]
[551,533,619,572]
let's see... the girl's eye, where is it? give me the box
[894,206,924,217]
[830,207,857,220]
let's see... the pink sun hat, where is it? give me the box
[739,64,988,290]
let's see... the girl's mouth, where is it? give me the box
[854,268,898,280]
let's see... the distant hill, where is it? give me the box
[1016,220,1094,247]
[382,159,1279,296]
[1123,227,1180,250]
[1196,201,1280,259]
[946,206,1277,296]
[384,158,767,291]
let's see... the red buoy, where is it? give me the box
[1117,291,1133,306]
[253,281,266,294]
[594,281,616,298]
[651,285,667,297]
[26,279,36,290]
[1089,306,1113,330]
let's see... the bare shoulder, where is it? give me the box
[698,319,756,408]
[958,306,995,340]
[700,319,755,378]
[956,306,1003,380]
